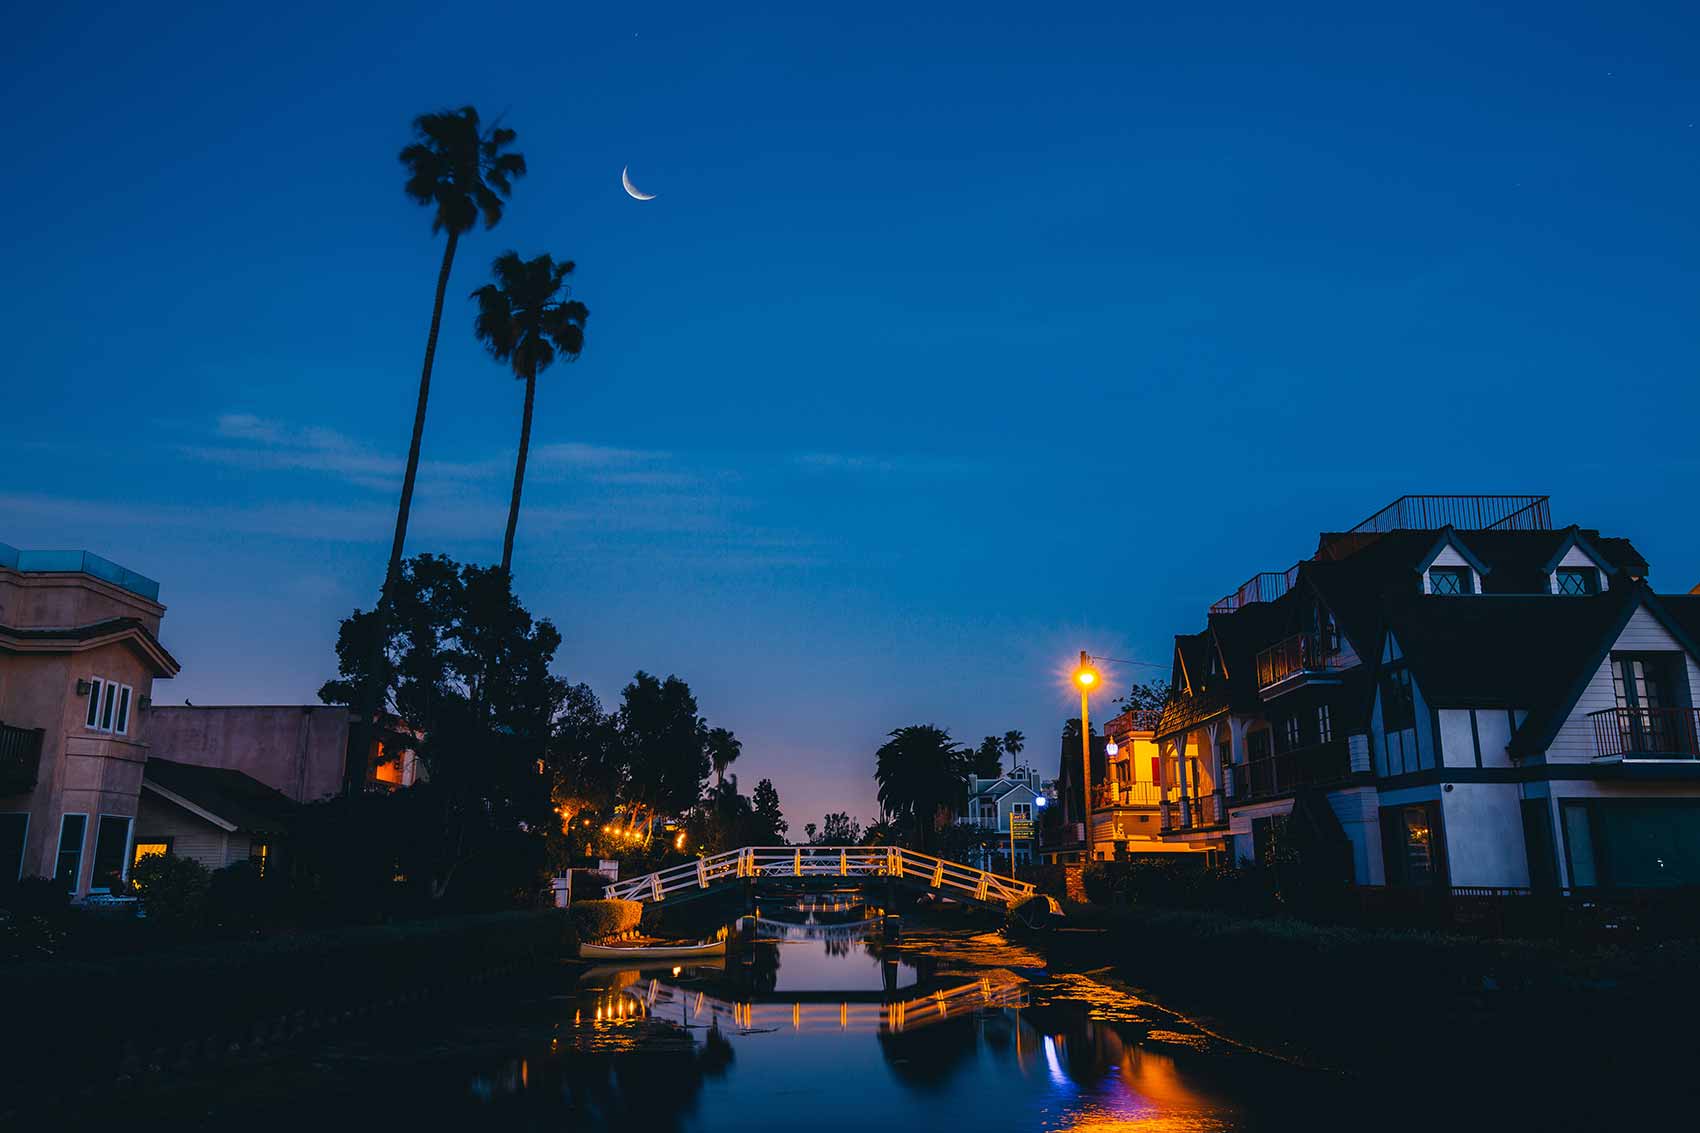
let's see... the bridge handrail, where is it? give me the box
[600,845,1036,906]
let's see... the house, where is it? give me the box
[1040,726,1105,864]
[1,540,411,895]
[0,544,180,894]
[960,765,1050,867]
[1150,495,1700,889]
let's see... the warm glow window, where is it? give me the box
[132,839,171,866]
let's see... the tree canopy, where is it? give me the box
[874,725,971,852]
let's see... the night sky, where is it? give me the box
[5,3,1698,829]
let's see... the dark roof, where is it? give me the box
[1661,595,1700,645]
[143,758,296,835]
[1382,591,1632,711]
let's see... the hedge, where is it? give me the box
[568,898,643,942]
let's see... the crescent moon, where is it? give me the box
[621,165,656,201]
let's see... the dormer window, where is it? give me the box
[1427,567,1474,595]
[1554,567,1600,596]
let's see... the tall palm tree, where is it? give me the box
[1002,729,1026,768]
[873,725,969,851]
[391,106,527,590]
[471,252,589,574]
[706,726,742,787]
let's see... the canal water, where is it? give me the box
[95,901,1372,1131]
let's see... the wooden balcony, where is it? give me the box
[1590,707,1700,761]
[0,721,45,795]
[1254,631,1343,695]
[1093,782,1162,810]
[1160,791,1226,833]
[1227,740,1351,802]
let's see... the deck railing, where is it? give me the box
[1589,707,1700,761]
[1346,494,1551,534]
[601,846,1036,907]
[1228,740,1352,801]
[1254,632,1343,691]
[1093,782,1163,809]
[1160,791,1225,832]
[0,721,44,795]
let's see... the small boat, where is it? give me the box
[579,939,728,961]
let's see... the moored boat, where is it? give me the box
[579,939,728,961]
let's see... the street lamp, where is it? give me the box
[1074,651,1100,858]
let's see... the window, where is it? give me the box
[1428,567,1473,595]
[1247,729,1271,761]
[1283,717,1302,751]
[90,815,133,891]
[1554,567,1599,596]
[83,676,133,736]
[1316,704,1333,743]
[1379,802,1446,886]
[132,838,171,868]
[0,813,27,883]
[1381,666,1415,731]
[56,814,87,893]
[250,841,271,879]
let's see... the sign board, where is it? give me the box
[1010,819,1034,840]
[596,859,620,882]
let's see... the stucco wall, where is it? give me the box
[146,706,349,803]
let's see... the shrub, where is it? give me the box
[568,898,642,941]
[131,853,213,928]
[0,876,70,918]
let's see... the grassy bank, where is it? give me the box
[0,910,575,1106]
[1049,901,1700,1073]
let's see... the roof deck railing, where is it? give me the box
[0,543,161,602]
[1347,495,1552,535]
[1209,495,1551,614]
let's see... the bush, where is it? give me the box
[568,898,642,941]
[1082,858,1279,914]
[131,853,213,928]
[1,876,70,918]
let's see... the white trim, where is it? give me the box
[85,676,103,728]
[139,780,239,832]
[114,684,132,736]
[0,811,28,882]
[55,812,89,894]
[89,813,136,890]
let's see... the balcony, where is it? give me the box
[0,721,45,795]
[1093,782,1162,810]
[1255,632,1343,695]
[1590,708,1700,761]
[1228,740,1352,802]
[1160,791,1226,833]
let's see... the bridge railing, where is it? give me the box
[600,846,1036,906]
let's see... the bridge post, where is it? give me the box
[697,858,708,889]
[840,849,847,877]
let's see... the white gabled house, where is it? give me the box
[959,766,1051,867]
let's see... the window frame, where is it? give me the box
[1553,567,1600,597]
[88,813,135,892]
[1316,704,1333,743]
[1427,566,1474,596]
[84,677,104,729]
[83,675,134,735]
[1381,666,1416,732]
[1283,716,1302,750]
[55,812,89,894]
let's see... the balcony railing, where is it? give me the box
[1346,495,1552,534]
[1093,782,1162,809]
[1228,740,1352,801]
[0,721,45,795]
[1211,564,1302,615]
[1160,791,1226,833]
[1254,632,1343,691]
[1590,708,1700,761]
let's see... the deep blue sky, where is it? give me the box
[5,3,1697,829]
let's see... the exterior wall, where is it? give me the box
[1439,783,1529,887]
[1545,606,1700,763]
[0,569,165,636]
[1327,786,1385,885]
[146,705,349,803]
[1436,708,1518,769]
[135,790,252,871]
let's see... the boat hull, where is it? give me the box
[579,940,728,961]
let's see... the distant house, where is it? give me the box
[960,765,1051,868]
[135,757,295,875]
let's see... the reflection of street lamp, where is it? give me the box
[1074,651,1099,854]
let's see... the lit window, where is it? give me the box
[1428,567,1473,595]
[132,840,171,866]
[1316,704,1333,743]
[1554,567,1599,596]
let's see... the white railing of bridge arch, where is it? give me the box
[600,846,1036,906]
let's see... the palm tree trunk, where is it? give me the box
[387,229,460,590]
[500,364,537,574]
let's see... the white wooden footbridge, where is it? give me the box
[601,846,1036,909]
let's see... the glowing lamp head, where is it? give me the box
[1105,740,1119,756]
[1034,795,1048,808]
[1075,669,1097,688]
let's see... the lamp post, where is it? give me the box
[1075,651,1098,859]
